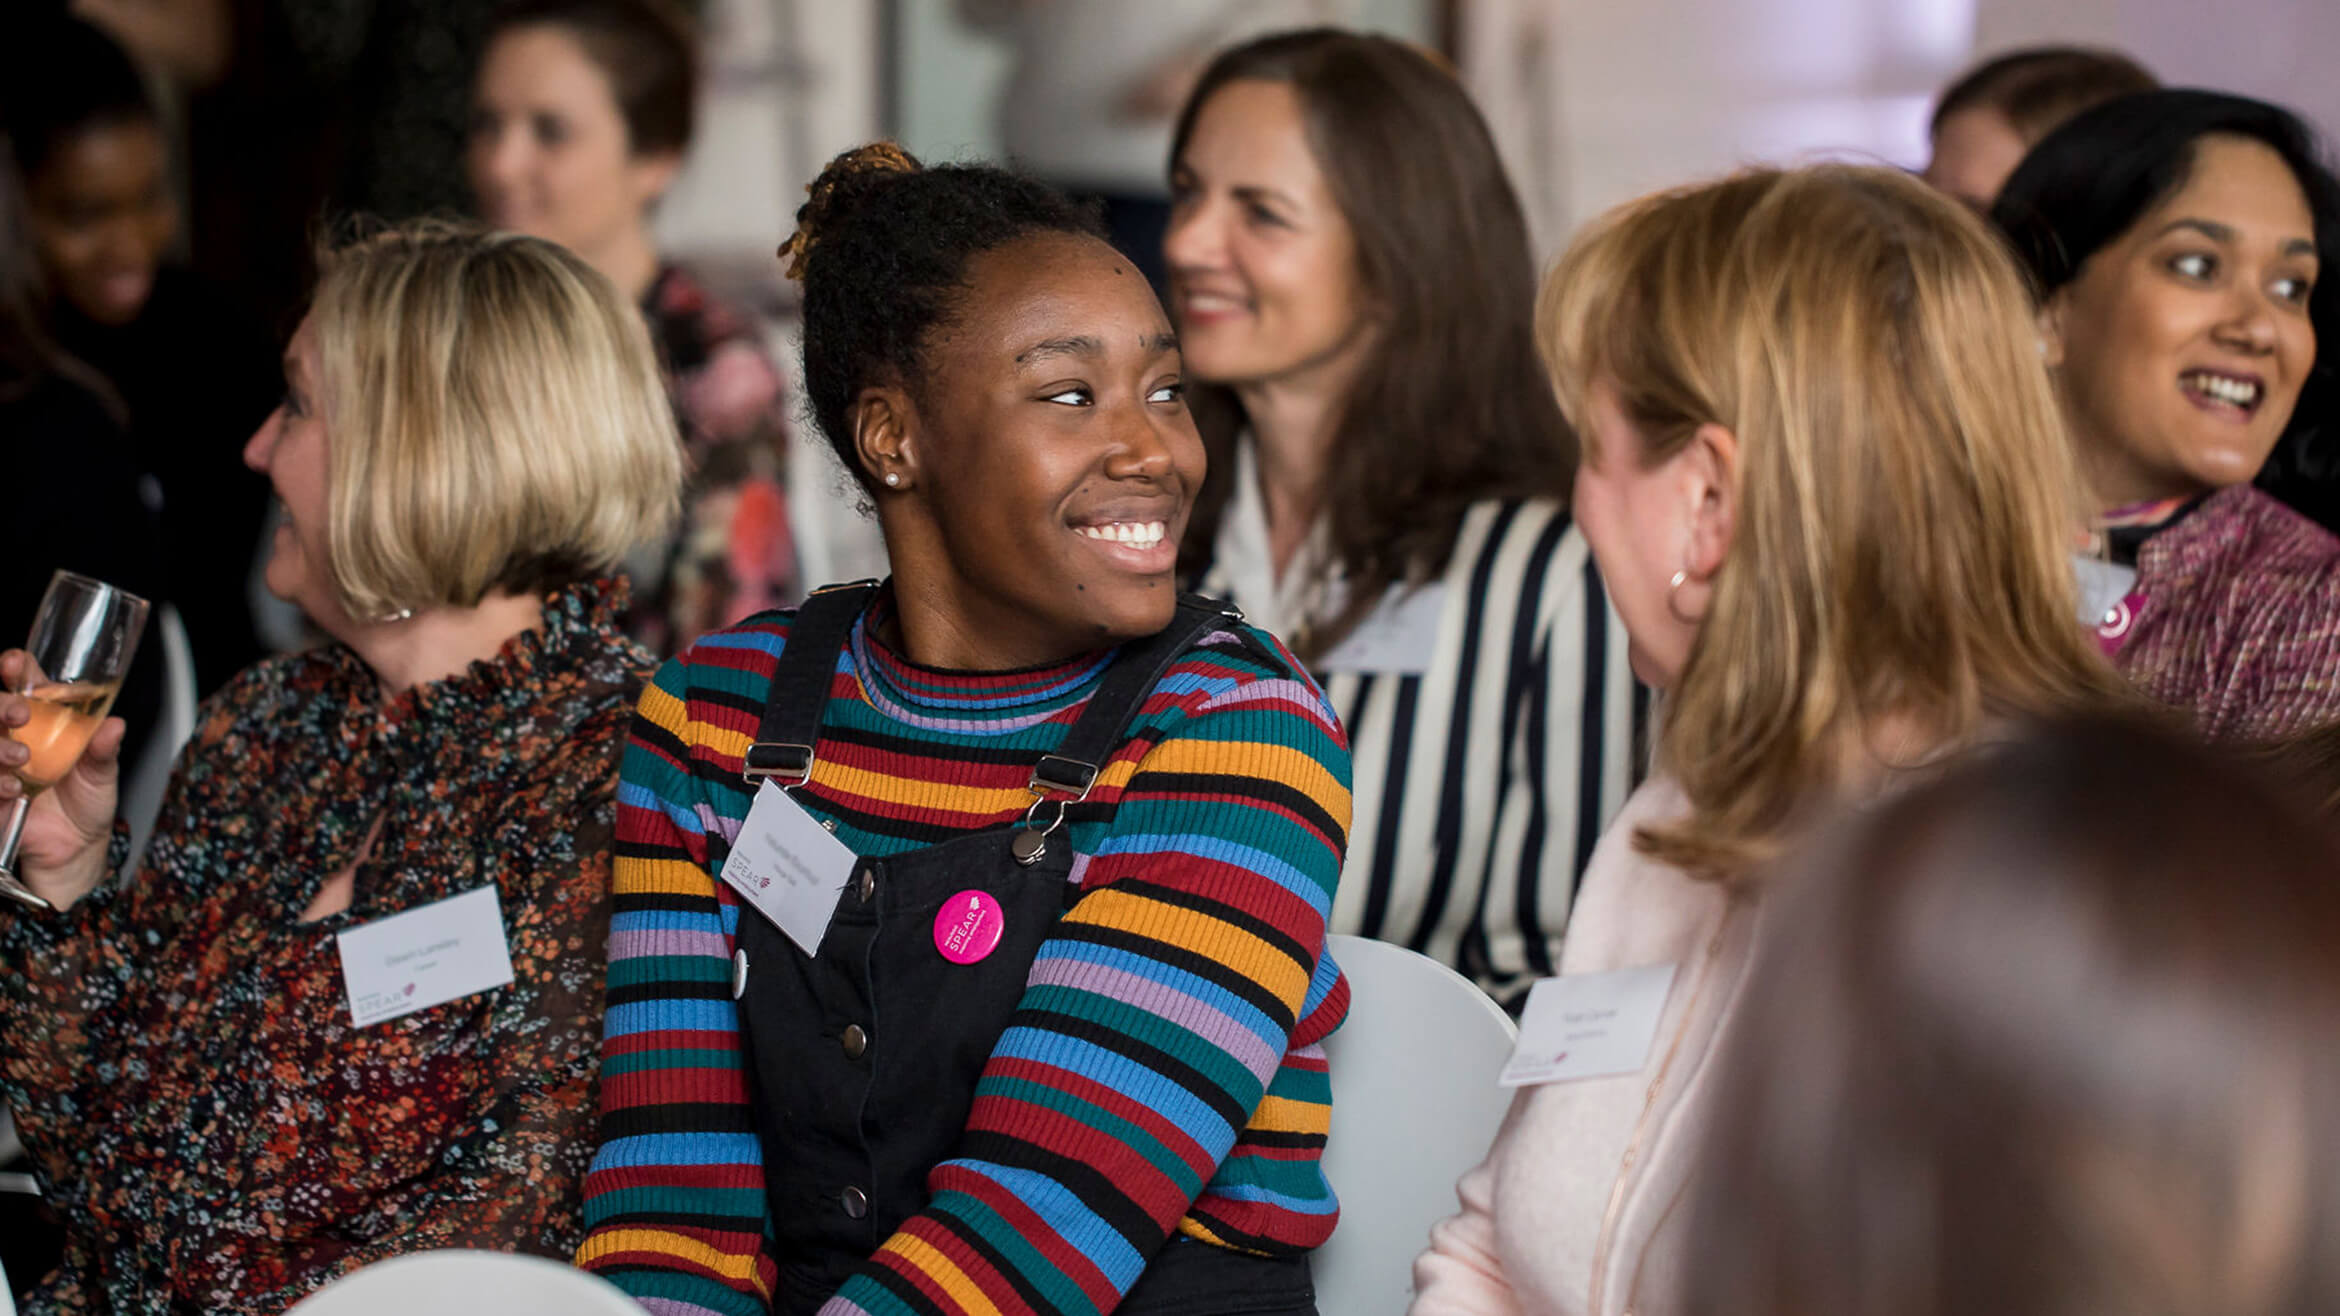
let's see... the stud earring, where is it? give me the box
[884,472,901,487]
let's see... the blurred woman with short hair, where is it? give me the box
[470,0,811,652]
[1921,45,2155,210]
[0,221,680,1313]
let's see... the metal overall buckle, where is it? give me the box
[1011,754,1097,866]
[741,741,814,788]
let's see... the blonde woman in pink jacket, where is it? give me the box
[1408,164,2131,1315]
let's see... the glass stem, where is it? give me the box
[0,796,27,873]
[0,797,54,911]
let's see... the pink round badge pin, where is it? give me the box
[934,889,1005,965]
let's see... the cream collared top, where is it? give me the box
[1408,777,1759,1316]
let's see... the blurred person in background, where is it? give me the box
[1409,164,2128,1316]
[1994,90,2340,738]
[1922,45,2156,211]
[0,222,680,1314]
[0,129,149,1306]
[959,0,1329,296]
[471,0,801,654]
[1167,29,1640,1006]
[2270,715,2340,818]
[1681,713,2340,1316]
[1,15,278,700]
[0,134,168,784]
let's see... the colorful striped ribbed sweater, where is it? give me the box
[575,598,1354,1315]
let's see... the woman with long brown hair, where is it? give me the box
[1166,28,1638,1004]
[1408,164,2128,1315]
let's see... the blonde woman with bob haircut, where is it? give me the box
[1408,165,2129,1316]
[0,220,680,1312]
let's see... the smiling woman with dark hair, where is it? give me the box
[1993,89,2340,739]
[574,144,1354,1316]
[1166,29,1639,1006]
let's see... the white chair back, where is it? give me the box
[1313,934,1519,1316]
[0,1104,26,1316]
[119,603,199,867]
[286,1250,645,1316]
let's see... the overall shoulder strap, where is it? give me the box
[1027,592,1245,801]
[742,580,881,786]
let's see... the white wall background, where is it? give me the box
[891,0,1437,167]
[1477,0,2340,253]
[656,0,2340,269]
[651,0,893,588]
[1975,0,2339,144]
[654,0,882,272]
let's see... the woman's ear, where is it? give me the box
[852,384,921,492]
[1683,421,1740,578]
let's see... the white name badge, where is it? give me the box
[1499,962,1678,1087]
[336,886,516,1028]
[1315,583,1447,675]
[720,779,859,957]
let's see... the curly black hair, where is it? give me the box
[782,143,1102,493]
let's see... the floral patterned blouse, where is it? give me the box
[632,264,802,655]
[0,579,648,1315]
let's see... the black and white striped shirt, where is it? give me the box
[1200,489,1645,1004]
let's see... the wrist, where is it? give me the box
[25,839,112,914]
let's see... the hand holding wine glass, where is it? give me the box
[0,572,148,913]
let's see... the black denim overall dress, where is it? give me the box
[731,584,1317,1315]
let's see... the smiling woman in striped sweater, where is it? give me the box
[572,144,1353,1316]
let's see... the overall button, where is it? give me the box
[856,866,877,904]
[840,1024,869,1060]
[730,949,749,999]
[841,1186,869,1219]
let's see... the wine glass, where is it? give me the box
[0,572,149,911]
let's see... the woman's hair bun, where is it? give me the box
[779,141,923,282]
